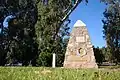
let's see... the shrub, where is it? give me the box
[36,52,52,67]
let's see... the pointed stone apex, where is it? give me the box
[74,20,86,27]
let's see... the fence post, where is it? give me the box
[52,53,56,68]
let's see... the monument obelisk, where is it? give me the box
[63,20,98,68]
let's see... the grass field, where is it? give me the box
[0,67,120,80]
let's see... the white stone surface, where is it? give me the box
[74,20,86,27]
[68,44,73,47]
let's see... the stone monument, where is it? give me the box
[63,20,98,68]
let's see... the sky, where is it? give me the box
[69,0,107,48]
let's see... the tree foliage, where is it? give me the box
[93,46,105,65]
[35,1,70,66]
[0,0,86,66]
[0,0,38,66]
[102,0,120,63]
[35,0,87,66]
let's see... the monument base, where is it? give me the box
[64,55,98,68]
[64,61,98,68]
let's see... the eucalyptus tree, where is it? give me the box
[0,0,88,66]
[102,0,120,63]
[0,0,38,66]
[35,0,88,66]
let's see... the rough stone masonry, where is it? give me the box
[64,20,98,68]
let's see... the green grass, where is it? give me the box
[0,67,120,80]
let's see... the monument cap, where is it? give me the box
[74,20,86,27]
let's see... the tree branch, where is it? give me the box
[53,0,83,47]
[61,0,82,23]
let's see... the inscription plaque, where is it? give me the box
[76,37,85,42]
